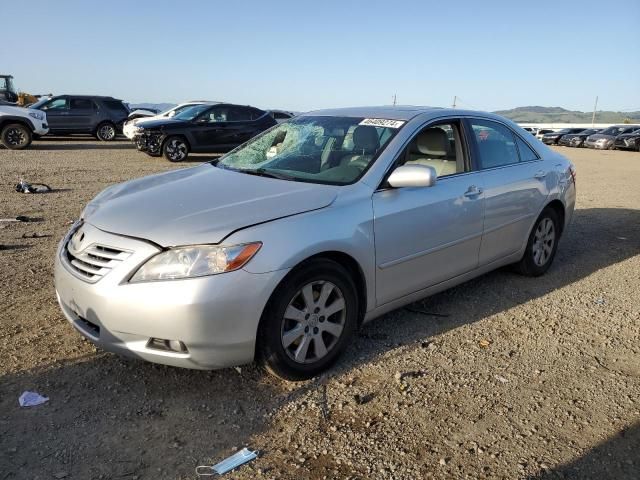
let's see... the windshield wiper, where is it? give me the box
[236,168,295,181]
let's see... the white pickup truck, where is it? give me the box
[0,101,49,149]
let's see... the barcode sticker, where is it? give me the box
[359,118,405,129]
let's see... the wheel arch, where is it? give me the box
[544,199,566,237]
[0,116,36,132]
[162,133,191,152]
[255,249,368,359]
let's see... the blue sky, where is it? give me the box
[2,0,638,112]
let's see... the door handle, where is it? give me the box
[464,185,483,198]
[534,170,547,179]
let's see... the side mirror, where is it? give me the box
[387,164,437,188]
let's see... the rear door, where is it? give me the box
[466,118,550,266]
[372,118,485,305]
[191,106,258,151]
[67,98,97,132]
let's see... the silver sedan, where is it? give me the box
[54,106,576,380]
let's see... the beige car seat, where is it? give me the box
[406,128,459,177]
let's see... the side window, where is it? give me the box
[399,121,466,178]
[469,119,519,169]
[103,100,129,115]
[70,98,95,110]
[41,98,69,111]
[274,112,290,120]
[515,135,539,162]
[226,107,253,122]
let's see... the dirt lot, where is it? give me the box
[0,138,638,480]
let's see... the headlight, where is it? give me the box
[29,111,44,120]
[130,242,262,282]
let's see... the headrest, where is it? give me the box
[352,125,379,152]
[415,128,448,156]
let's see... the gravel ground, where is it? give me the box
[0,138,638,480]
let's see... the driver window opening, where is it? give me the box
[398,122,466,178]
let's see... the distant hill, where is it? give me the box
[494,106,640,124]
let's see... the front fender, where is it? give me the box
[225,191,376,312]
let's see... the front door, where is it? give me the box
[373,120,485,305]
[40,97,70,131]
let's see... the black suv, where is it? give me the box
[133,103,276,161]
[29,95,130,141]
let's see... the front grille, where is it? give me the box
[65,240,131,282]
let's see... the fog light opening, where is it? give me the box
[147,338,188,353]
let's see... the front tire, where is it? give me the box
[1,123,32,150]
[95,122,117,141]
[163,136,189,162]
[258,259,358,381]
[515,208,560,277]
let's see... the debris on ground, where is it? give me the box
[18,391,49,407]
[15,179,52,194]
[21,232,50,239]
[0,215,33,223]
[495,375,509,383]
[196,448,258,476]
[354,393,374,405]
[478,339,492,349]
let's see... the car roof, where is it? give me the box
[300,105,515,123]
[53,95,124,101]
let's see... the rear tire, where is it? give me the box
[1,123,32,150]
[95,122,117,141]
[514,208,560,277]
[162,136,189,162]
[257,258,358,381]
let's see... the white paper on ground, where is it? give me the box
[19,391,49,407]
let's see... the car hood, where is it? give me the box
[136,118,190,130]
[617,132,640,139]
[588,134,614,140]
[83,164,339,246]
[2,104,39,116]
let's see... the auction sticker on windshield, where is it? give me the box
[359,118,405,129]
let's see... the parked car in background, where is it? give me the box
[522,127,538,135]
[584,125,640,150]
[0,102,48,149]
[535,129,555,140]
[55,106,576,379]
[558,128,601,148]
[270,110,296,123]
[123,102,214,139]
[126,107,160,121]
[132,103,276,161]
[29,95,129,141]
[613,128,640,151]
[541,128,587,145]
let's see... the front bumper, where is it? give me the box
[122,122,137,139]
[33,121,49,136]
[133,132,164,154]
[542,137,560,145]
[54,222,289,370]
[614,138,639,150]
[585,139,612,149]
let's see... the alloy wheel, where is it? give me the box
[6,127,27,146]
[166,139,187,161]
[532,217,555,266]
[98,124,116,140]
[281,280,346,364]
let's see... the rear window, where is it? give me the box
[103,100,129,114]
